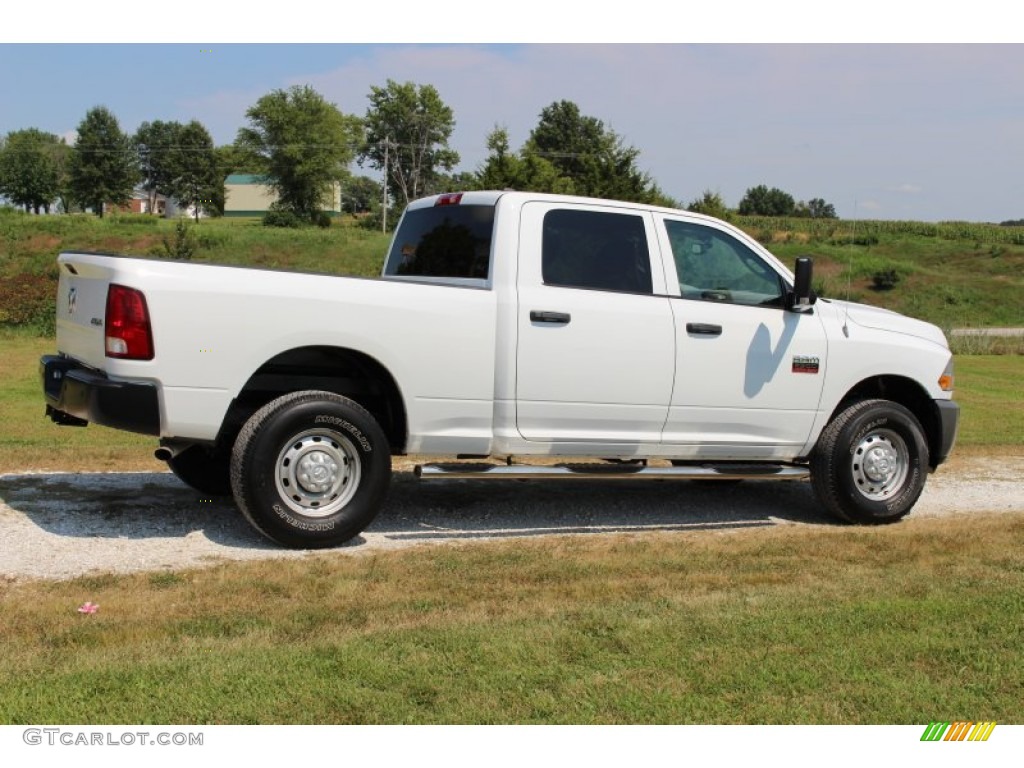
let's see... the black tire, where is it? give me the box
[230,391,391,548]
[167,445,232,496]
[810,399,929,524]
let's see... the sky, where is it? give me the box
[2,4,1021,222]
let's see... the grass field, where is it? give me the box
[1,516,1021,724]
[2,209,1023,332]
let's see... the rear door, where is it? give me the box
[515,201,675,444]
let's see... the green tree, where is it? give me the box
[803,197,838,219]
[686,189,732,221]
[342,175,382,215]
[236,85,359,221]
[0,128,62,213]
[360,80,459,207]
[526,100,659,203]
[134,120,180,213]
[476,126,519,190]
[167,121,222,221]
[475,125,575,195]
[215,143,260,176]
[738,185,796,216]
[50,138,73,213]
[69,107,138,218]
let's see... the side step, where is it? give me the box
[415,463,810,482]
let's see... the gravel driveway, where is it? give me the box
[2,455,1022,581]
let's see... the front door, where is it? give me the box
[655,214,828,455]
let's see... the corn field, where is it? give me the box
[736,216,1024,246]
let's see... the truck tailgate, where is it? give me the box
[55,253,120,369]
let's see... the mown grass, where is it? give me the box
[0,516,1021,723]
[1,332,1020,473]
[0,331,161,473]
[954,356,1024,447]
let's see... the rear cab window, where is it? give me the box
[383,197,495,287]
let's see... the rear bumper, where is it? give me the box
[932,399,960,467]
[40,354,160,436]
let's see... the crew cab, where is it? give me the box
[41,191,959,547]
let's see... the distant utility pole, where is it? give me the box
[382,136,390,233]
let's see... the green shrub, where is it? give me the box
[110,214,160,227]
[0,273,57,334]
[160,219,198,261]
[870,268,901,291]
[263,210,302,228]
[315,211,333,229]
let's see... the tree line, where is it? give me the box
[0,81,838,225]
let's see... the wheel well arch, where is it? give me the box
[218,346,408,455]
[829,375,942,469]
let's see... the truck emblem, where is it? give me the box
[792,355,820,374]
[67,286,77,315]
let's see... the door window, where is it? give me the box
[664,219,784,307]
[543,209,652,294]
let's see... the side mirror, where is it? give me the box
[787,257,817,312]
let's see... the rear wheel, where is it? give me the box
[230,391,391,548]
[811,399,928,524]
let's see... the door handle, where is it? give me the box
[686,322,722,336]
[530,310,571,325]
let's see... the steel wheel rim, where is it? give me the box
[275,428,361,517]
[850,428,909,501]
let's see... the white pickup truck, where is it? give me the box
[41,190,959,548]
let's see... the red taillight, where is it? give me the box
[434,192,463,206]
[105,284,154,360]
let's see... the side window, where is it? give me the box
[542,209,652,294]
[664,219,784,307]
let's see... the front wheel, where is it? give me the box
[230,391,392,548]
[811,399,929,524]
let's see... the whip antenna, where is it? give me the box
[843,201,856,338]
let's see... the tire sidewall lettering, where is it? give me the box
[272,502,338,532]
[313,414,373,453]
[885,463,922,514]
[849,417,889,455]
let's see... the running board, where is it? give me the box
[414,463,810,482]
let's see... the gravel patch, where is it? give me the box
[2,456,1022,581]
